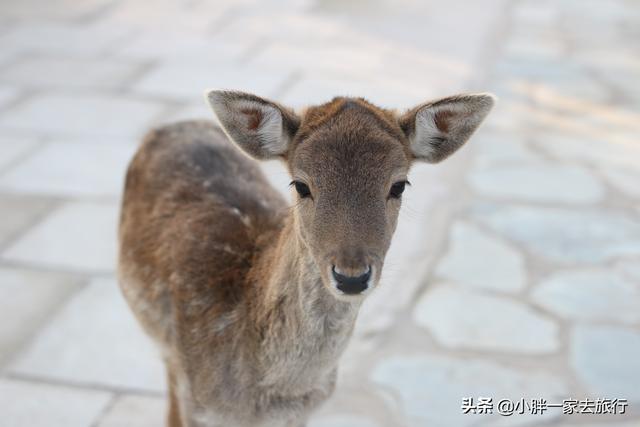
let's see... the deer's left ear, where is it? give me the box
[398,93,495,163]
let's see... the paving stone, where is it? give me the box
[0,135,40,173]
[532,269,640,324]
[0,93,165,137]
[602,167,640,199]
[0,57,141,90]
[281,75,429,109]
[473,134,541,168]
[0,140,136,198]
[0,378,112,427]
[469,164,604,203]
[533,134,640,171]
[372,354,567,427]
[0,85,19,108]
[96,394,166,427]
[308,414,382,427]
[0,192,53,249]
[0,22,130,55]
[2,201,119,273]
[135,63,289,102]
[436,222,526,293]
[571,325,640,402]
[472,204,640,263]
[0,267,81,366]
[414,285,559,354]
[10,277,166,393]
[616,260,640,283]
[118,33,245,64]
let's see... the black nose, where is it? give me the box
[332,266,371,295]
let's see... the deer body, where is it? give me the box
[119,92,494,427]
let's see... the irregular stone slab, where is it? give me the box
[97,395,166,427]
[472,204,640,263]
[10,278,166,393]
[571,325,640,402]
[0,378,112,427]
[469,164,604,203]
[372,355,567,427]
[0,135,39,172]
[0,140,136,198]
[0,57,139,90]
[308,415,381,427]
[436,222,525,293]
[603,167,640,199]
[0,93,164,137]
[414,286,559,354]
[0,193,53,249]
[2,201,119,273]
[0,267,81,366]
[532,270,640,324]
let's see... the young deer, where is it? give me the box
[118,90,494,427]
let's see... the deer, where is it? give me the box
[118,89,494,427]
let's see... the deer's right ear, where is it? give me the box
[205,90,300,160]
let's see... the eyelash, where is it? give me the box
[290,181,312,198]
[389,180,409,199]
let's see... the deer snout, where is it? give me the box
[331,265,372,295]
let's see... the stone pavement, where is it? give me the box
[1,0,639,426]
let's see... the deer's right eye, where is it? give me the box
[291,181,312,199]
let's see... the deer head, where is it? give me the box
[207,90,494,301]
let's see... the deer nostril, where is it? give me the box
[331,265,371,295]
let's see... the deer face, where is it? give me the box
[207,90,494,301]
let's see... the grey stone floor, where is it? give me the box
[1,0,639,426]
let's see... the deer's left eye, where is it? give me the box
[389,181,408,199]
[291,181,312,198]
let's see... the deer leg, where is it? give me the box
[167,367,183,427]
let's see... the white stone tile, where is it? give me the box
[0,135,40,173]
[0,140,136,198]
[10,277,166,393]
[603,167,640,199]
[280,75,429,110]
[97,394,166,427]
[532,269,640,324]
[135,63,289,102]
[0,85,20,108]
[436,222,526,293]
[469,164,604,203]
[0,193,53,249]
[414,285,559,354]
[0,57,141,90]
[472,204,640,263]
[0,93,165,137]
[571,325,640,402]
[0,267,81,366]
[0,378,112,427]
[308,415,381,427]
[118,33,245,64]
[372,355,567,427]
[2,201,119,273]
[0,22,129,56]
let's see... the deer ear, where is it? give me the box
[399,93,495,163]
[205,90,300,160]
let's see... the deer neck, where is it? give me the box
[250,215,360,379]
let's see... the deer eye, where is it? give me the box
[291,181,312,199]
[389,180,408,199]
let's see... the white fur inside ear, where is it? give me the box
[206,91,289,158]
[411,103,461,158]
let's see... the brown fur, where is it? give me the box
[119,91,493,427]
